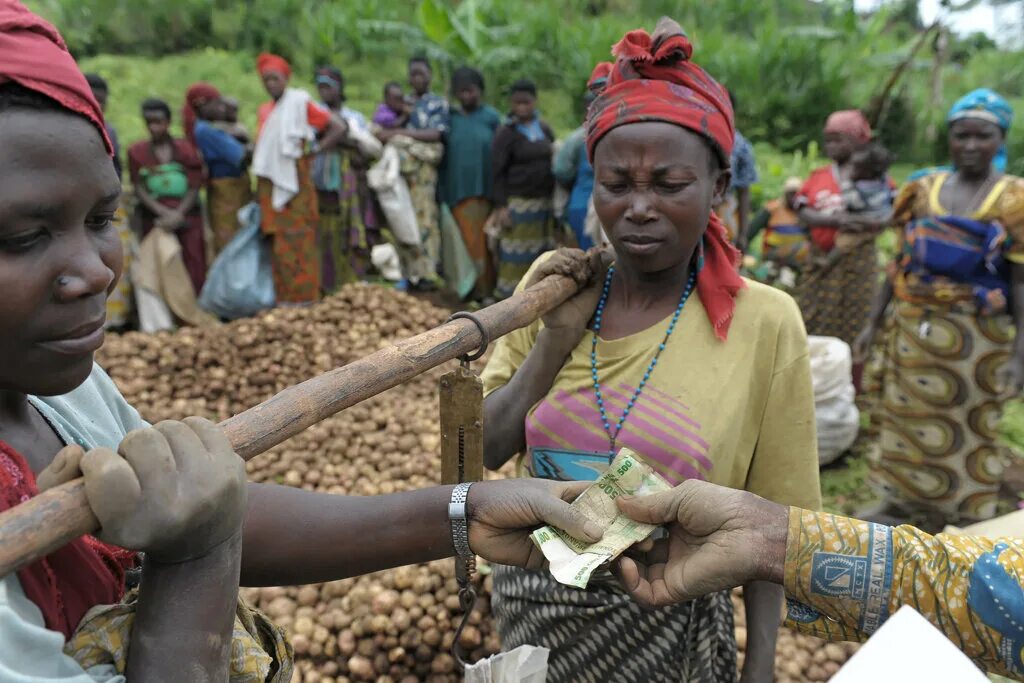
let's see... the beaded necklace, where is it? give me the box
[591,265,697,459]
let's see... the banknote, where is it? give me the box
[531,448,672,588]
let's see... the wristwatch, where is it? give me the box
[448,482,474,558]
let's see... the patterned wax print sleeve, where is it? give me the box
[783,508,1024,680]
[998,177,1024,265]
[410,94,451,134]
[887,179,923,266]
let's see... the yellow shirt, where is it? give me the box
[481,255,822,510]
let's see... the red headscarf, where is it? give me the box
[257,52,292,79]
[0,0,112,155]
[585,18,744,341]
[824,109,872,144]
[183,81,221,146]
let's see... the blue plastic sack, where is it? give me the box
[199,202,276,319]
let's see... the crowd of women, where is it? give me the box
[91,49,597,329]
[745,87,1024,535]
[1,1,1023,681]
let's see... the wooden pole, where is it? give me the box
[0,273,579,577]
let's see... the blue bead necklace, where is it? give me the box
[591,265,696,459]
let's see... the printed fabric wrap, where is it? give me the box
[783,507,1024,680]
[66,592,294,683]
[902,214,1009,315]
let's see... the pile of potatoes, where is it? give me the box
[99,284,857,681]
[733,591,859,682]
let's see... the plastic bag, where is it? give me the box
[133,227,217,332]
[367,145,420,246]
[464,645,549,683]
[370,243,403,282]
[198,202,276,320]
[439,203,478,300]
[809,336,854,403]
[808,336,860,464]
[817,386,860,465]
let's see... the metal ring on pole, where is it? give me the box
[447,311,489,363]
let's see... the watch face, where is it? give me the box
[529,447,611,482]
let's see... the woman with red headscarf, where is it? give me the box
[480,18,821,682]
[252,53,348,304]
[0,11,619,680]
[185,81,253,254]
[792,110,888,345]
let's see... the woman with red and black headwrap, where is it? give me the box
[792,110,889,345]
[185,81,253,254]
[0,13,641,681]
[480,19,821,681]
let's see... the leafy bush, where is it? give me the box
[34,0,1024,170]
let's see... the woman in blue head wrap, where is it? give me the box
[854,88,1024,530]
[948,88,1013,172]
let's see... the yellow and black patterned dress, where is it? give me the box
[869,171,1024,524]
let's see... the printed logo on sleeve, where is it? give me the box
[810,552,869,600]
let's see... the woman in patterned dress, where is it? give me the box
[481,19,821,682]
[793,110,889,346]
[490,79,558,299]
[854,89,1024,529]
[313,66,382,291]
[252,53,348,305]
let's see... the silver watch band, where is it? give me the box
[448,482,474,558]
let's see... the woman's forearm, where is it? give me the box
[396,128,442,143]
[866,277,895,330]
[134,186,166,217]
[798,208,842,228]
[176,187,199,216]
[741,581,783,681]
[241,483,455,586]
[483,329,579,470]
[126,532,242,682]
[318,117,349,153]
[1009,264,1024,359]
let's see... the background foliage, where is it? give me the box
[30,0,1024,187]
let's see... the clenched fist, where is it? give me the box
[40,417,247,563]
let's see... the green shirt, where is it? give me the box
[440,104,501,207]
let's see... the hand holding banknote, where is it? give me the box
[531,449,673,588]
[612,479,789,608]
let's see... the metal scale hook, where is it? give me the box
[442,312,489,670]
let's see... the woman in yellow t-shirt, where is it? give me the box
[480,18,821,683]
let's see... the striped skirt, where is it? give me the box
[492,565,737,682]
[496,196,554,299]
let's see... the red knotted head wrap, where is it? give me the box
[0,0,112,155]
[824,109,872,144]
[183,81,221,145]
[585,18,744,341]
[257,52,292,79]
